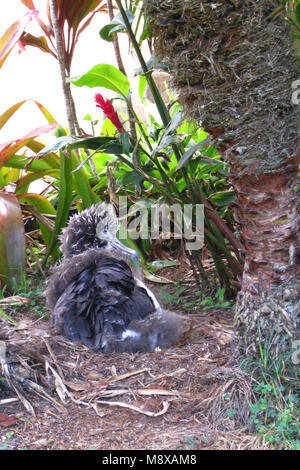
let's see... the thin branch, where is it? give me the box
[49,0,76,136]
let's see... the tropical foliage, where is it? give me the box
[0,0,244,293]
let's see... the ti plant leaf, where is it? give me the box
[0,10,38,69]
[0,192,26,291]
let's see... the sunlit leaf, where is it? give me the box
[99,10,134,41]
[37,136,76,156]
[0,101,26,130]
[0,123,58,167]
[0,10,38,69]
[68,64,130,98]
[0,100,56,131]
[21,0,36,9]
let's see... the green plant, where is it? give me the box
[0,266,48,320]
[197,287,234,311]
[249,382,300,449]
[159,282,235,311]
[242,327,300,449]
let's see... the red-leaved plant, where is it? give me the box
[0,192,25,291]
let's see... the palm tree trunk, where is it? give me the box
[143,0,300,359]
[231,153,300,358]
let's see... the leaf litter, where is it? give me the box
[0,266,267,450]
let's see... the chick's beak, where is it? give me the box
[108,236,139,261]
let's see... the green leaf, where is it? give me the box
[68,136,124,154]
[296,5,300,27]
[43,150,73,264]
[99,10,134,41]
[16,193,57,253]
[138,75,147,103]
[164,110,183,135]
[5,152,60,172]
[147,260,177,269]
[0,308,18,325]
[119,133,130,154]
[68,64,130,98]
[209,191,236,206]
[122,170,144,193]
[37,136,76,156]
[15,169,60,194]
[177,139,210,169]
[70,150,100,208]
[143,267,174,284]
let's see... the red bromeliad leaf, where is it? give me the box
[0,192,26,291]
[0,123,58,167]
[0,10,38,69]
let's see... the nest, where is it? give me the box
[143,0,299,173]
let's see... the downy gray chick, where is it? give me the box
[45,203,182,353]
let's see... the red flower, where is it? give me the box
[95,93,125,133]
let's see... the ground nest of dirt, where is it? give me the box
[0,265,265,450]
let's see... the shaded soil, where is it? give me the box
[0,266,262,450]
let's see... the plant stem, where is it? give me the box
[115,0,169,126]
[107,0,137,141]
[49,0,76,136]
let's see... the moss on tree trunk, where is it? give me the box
[143,0,300,358]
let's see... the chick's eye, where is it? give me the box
[103,224,108,233]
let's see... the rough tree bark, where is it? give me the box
[143,0,300,359]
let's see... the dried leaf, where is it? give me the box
[0,412,19,427]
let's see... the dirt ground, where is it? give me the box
[0,266,263,451]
